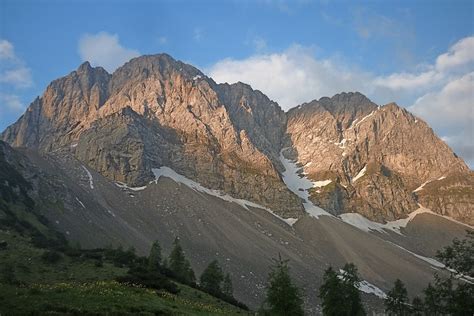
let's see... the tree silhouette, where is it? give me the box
[264,254,304,316]
[385,279,409,315]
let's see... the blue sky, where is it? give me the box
[0,0,473,165]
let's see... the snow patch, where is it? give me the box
[115,182,147,191]
[334,138,347,149]
[387,241,445,268]
[70,143,78,148]
[339,213,386,233]
[313,180,332,187]
[75,197,86,209]
[413,175,446,192]
[193,75,202,80]
[81,166,94,189]
[340,205,473,235]
[151,166,297,226]
[358,280,387,299]
[413,180,429,192]
[279,150,332,218]
[352,165,366,183]
[338,269,387,299]
[349,110,376,129]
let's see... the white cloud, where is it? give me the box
[0,39,33,89]
[78,32,140,72]
[208,45,373,109]
[0,93,24,113]
[0,67,32,88]
[436,36,474,72]
[375,36,474,92]
[208,36,474,166]
[409,72,474,126]
[408,73,474,163]
[0,39,15,60]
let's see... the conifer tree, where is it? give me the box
[200,260,224,296]
[319,263,365,316]
[264,254,304,316]
[340,263,365,316]
[168,237,195,285]
[222,273,233,298]
[411,296,424,316]
[385,279,409,316]
[183,258,196,284]
[319,266,346,316]
[148,240,162,272]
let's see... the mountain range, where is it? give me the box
[1,53,473,314]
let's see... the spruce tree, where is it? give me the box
[148,240,162,272]
[183,258,196,285]
[319,266,346,316]
[385,279,409,316]
[436,231,473,278]
[222,273,233,298]
[168,237,186,277]
[423,281,445,315]
[168,237,195,285]
[411,296,424,316]
[264,254,304,316]
[340,263,365,316]
[200,260,224,296]
[426,232,474,315]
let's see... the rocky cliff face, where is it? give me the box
[2,54,303,218]
[2,55,472,224]
[287,92,471,222]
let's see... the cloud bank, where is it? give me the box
[78,32,140,72]
[0,39,33,117]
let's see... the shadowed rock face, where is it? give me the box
[1,55,472,224]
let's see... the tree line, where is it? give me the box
[384,231,473,316]
[116,237,248,310]
[257,231,473,315]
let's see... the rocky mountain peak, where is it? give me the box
[1,54,472,225]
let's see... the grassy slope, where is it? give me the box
[0,222,249,316]
[0,144,250,315]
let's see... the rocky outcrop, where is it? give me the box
[415,171,474,225]
[287,92,471,223]
[2,54,303,218]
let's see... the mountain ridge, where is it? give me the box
[2,53,472,225]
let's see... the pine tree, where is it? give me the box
[319,266,346,316]
[411,296,424,316]
[426,231,474,315]
[168,237,186,276]
[168,237,195,285]
[340,263,365,316]
[436,230,473,278]
[148,240,162,272]
[264,254,304,316]
[385,279,409,316]
[222,273,233,298]
[423,282,445,315]
[200,260,224,296]
[183,259,196,285]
